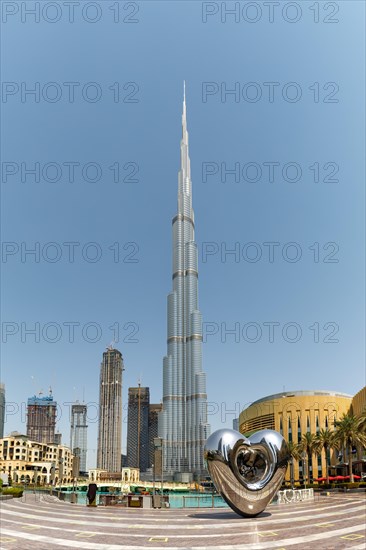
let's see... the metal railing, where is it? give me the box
[180,494,227,509]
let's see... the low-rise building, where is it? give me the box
[89,467,140,484]
[0,432,74,485]
[239,390,353,482]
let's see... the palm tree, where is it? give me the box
[287,441,301,488]
[287,440,301,460]
[333,414,366,482]
[297,433,317,485]
[315,429,335,483]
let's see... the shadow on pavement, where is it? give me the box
[188,511,272,520]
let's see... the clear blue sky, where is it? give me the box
[1,1,365,468]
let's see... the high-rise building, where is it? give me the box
[26,390,57,444]
[126,385,150,472]
[70,403,88,473]
[97,347,124,472]
[0,384,5,439]
[159,85,210,477]
[149,403,162,468]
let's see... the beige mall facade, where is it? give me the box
[0,432,74,485]
[351,386,366,417]
[239,390,359,482]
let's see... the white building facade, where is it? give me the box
[0,433,74,485]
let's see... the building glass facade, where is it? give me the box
[70,403,88,473]
[159,86,210,476]
[126,386,150,472]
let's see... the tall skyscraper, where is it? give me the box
[159,85,210,477]
[70,403,88,473]
[0,384,5,439]
[97,347,124,472]
[26,389,57,444]
[126,385,150,472]
[149,403,162,468]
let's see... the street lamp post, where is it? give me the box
[58,457,64,497]
[153,437,163,506]
[33,466,38,494]
[290,457,294,489]
[50,462,56,494]
[152,462,155,496]
[161,439,164,496]
[301,452,307,489]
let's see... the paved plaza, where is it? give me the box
[0,492,365,549]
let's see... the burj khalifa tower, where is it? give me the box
[159,85,210,478]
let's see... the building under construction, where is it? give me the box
[26,390,57,444]
[97,347,124,472]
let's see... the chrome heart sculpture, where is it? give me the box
[204,429,289,517]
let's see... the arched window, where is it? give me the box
[288,417,292,442]
[297,416,301,442]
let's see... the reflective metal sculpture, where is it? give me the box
[204,429,289,517]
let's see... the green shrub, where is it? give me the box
[2,488,23,497]
[337,482,360,489]
[346,482,360,489]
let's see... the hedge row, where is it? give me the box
[282,482,366,490]
[1,488,23,497]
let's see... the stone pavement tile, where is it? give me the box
[0,492,365,549]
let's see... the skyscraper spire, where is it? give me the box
[179,81,191,200]
[159,84,210,478]
[182,81,187,134]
